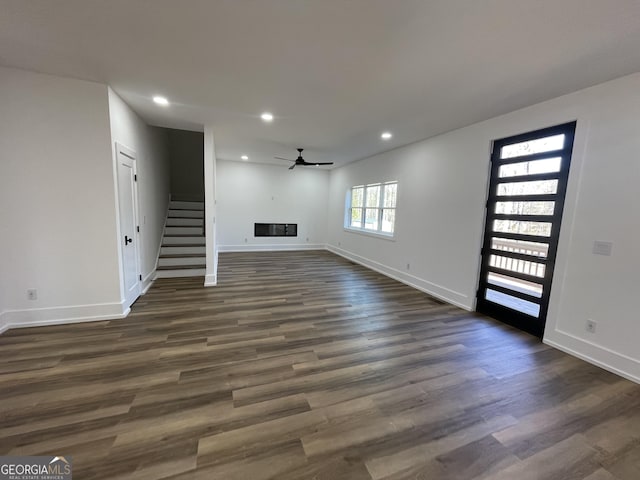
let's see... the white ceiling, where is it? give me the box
[2,0,640,168]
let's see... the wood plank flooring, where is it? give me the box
[1,250,639,479]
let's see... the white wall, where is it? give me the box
[217,160,329,251]
[327,73,640,382]
[166,128,204,202]
[107,89,171,292]
[204,125,218,286]
[328,132,488,309]
[0,67,123,331]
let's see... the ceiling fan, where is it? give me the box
[275,148,334,170]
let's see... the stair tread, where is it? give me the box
[163,234,205,238]
[162,239,205,242]
[157,264,205,270]
[160,253,206,258]
[162,243,205,247]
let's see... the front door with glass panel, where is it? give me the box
[476,121,576,337]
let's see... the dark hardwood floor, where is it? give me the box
[1,250,639,479]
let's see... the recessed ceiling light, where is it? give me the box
[381,131,392,140]
[153,96,169,106]
[241,155,249,161]
[261,112,274,122]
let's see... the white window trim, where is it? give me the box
[344,225,396,241]
[344,181,398,238]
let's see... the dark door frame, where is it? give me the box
[476,121,577,338]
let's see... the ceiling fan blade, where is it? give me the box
[301,161,334,166]
[282,148,332,169]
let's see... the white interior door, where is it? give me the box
[116,144,141,307]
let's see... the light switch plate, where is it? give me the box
[593,241,613,256]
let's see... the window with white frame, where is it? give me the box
[346,181,397,235]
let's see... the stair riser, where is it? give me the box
[158,257,206,267]
[166,218,203,227]
[161,246,206,255]
[169,201,204,211]
[155,268,206,278]
[165,226,202,235]
[168,209,203,219]
[162,236,205,245]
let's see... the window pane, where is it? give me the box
[489,254,546,278]
[493,220,552,237]
[485,289,540,317]
[495,201,555,216]
[364,208,379,230]
[500,134,565,159]
[381,209,395,233]
[491,237,549,258]
[384,183,397,208]
[350,208,362,228]
[488,272,543,298]
[497,180,558,196]
[498,157,561,178]
[351,187,364,208]
[366,185,380,208]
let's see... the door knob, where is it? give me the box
[125,235,133,245]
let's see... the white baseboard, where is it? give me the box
[141,270,156,295]
[544,329,640,384]
[0,301,130,335]
[217,244,326,253]
[204,274,217,287]
[326,244,471,310]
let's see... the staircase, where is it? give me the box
[156,200,206,278]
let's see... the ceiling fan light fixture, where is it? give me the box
[261,112,274,122]
[381,131,392,140]
[241,155,249,160]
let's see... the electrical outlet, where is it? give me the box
[406,263,411,270]
[27,289,38,300]
[306,237,309,242]
[244,238,248,243]
[586,319,597,334]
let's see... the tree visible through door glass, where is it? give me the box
[498,157,562,177]
[497,180,558,196]
[500,134,564,159]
